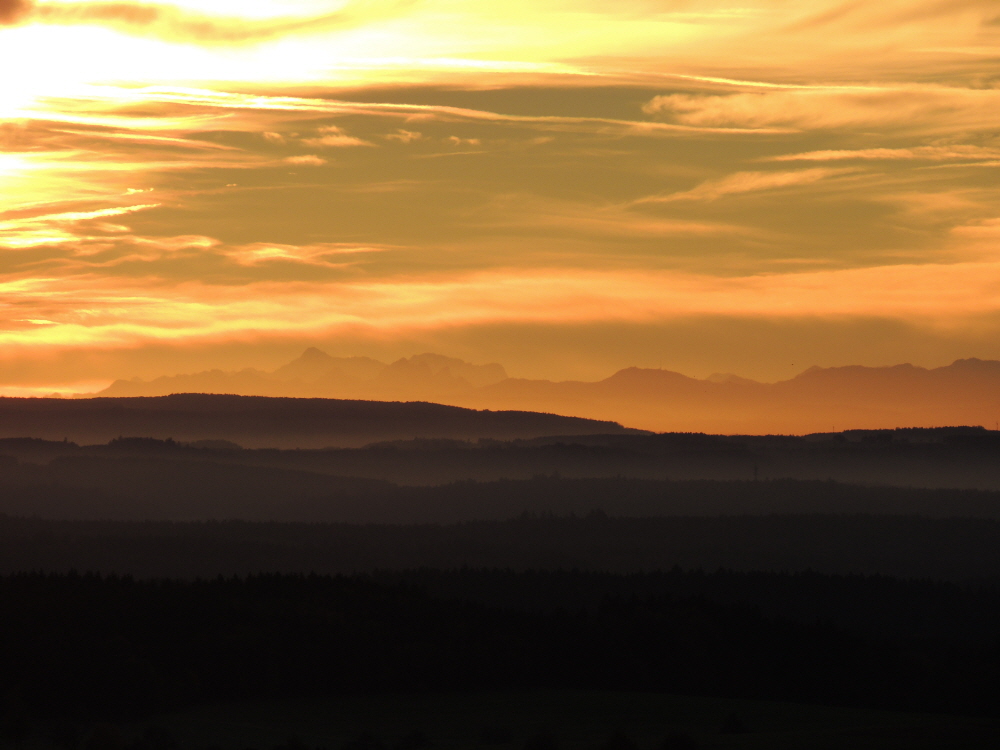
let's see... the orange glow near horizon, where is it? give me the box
[2,0,1000,397]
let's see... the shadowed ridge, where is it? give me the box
[934,358,1000,379]
[601,366,699,385]
[74,355,1000,434]
[458,358,1000,433]
[0,393,642,448]
[271,348,385,383]
[92,348,506,400]
[98,368,275,398]
[790,362,925,382]
[706,372,759,385]
[378,353,508,394]
[598,366,731,395]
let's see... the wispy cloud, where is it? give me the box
[481,195,751,239]
[5,1,414,44]
[283,154,327,166]
[302,125,373,148]
[26,85,788,137]
[644,86,1000,135]
[0,204,160,248]
[222,242,386,267]
[384,129,423,143]
[770,145,1000,162]
[637,169,855,203]
[7,257,1000,352]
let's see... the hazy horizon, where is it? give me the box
[19,346,997,436]
[75,348,1000,394]
[6,343,1000,399]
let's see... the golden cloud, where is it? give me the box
[302,125,373,148]
[644,85,1000,135]
[637,168,856,203]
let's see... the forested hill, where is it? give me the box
[4,514,1000,582]
[3,570,1000,722]
[6,458,1000,522]
[0,394,638,448]
[9,427,1000,490]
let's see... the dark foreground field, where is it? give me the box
[5,427,1000,749]
[108,690,1000,750]
[3,569,1000,728]
[6,512,1000,581]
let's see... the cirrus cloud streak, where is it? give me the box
[5,252,1000,351]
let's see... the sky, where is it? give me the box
[0,0,999,394]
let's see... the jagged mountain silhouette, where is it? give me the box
[91,352,1000,434]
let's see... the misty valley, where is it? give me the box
[1,396,1000,749]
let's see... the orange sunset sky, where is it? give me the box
[1,0,999,395]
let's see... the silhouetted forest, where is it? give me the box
[9,441,1000,520]
[2,570,999,728]
[9,428,1000,505]
[7,425,1000,743]
[4,513,1000,581]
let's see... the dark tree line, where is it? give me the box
[2,571,1000,725]
[7,466,1000,522]
[11,427,1000,489]
[5,512,1000,581]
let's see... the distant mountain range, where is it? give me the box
[91,351,1000,434]
[462,359,1000,434]
[98,350,509,402]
